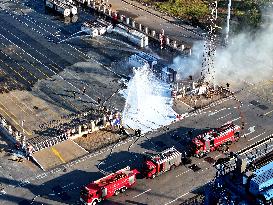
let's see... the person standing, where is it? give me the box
[73,91,76,99]
[82,86,86,95]
[97,97,101,105]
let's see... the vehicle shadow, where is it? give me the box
[139,125,211,155]
[0,169,102,204]
[96,151,144,174]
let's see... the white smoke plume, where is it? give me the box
[172,7,273,86]
[214,8,273,85]
[172,41,204,80]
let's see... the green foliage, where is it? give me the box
[232,0,271,29]
[139,0,271,30]
[155,0,209,20]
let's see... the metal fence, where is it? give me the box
[29,133,68,153]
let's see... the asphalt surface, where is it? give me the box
[1,88,272,205]
[0,0,272,205]
[108,0,205,46]
[0,0,134,140]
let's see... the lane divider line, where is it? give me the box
[164,192,190,205]
[132,189,151,198]
[248,131,266,142]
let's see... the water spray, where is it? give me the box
[225,0,232,45]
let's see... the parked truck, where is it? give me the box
[142,147,182,178]
[192,122,240,158]
[80,166,139,205]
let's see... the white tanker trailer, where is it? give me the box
[45,0,71,17]
[70,5,78,16]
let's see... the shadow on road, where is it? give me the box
[0,170,102,204]
[139,126,211,155]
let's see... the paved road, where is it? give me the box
[1,87,272,205]
[0,1,272,205]
[0,0,129,140]
[108,0,205,46]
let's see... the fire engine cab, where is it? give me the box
[80,166,139,205]
[192,122,240,158]
[143,147,182,178]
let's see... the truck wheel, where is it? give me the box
[198,152,204,158]
[234,132,240,141]
[92,200,98,205]
[114,190,120,196]
[121,187,126,193]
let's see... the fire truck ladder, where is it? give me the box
[157,147,181,164]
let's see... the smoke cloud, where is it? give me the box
[172,41,204,80]
[172,7,273,86]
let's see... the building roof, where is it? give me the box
[261,187,273,201]
[251,168,273,191]
[255,161,273,176]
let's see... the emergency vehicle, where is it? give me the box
[192,122,240,158]
[143,147,182,178]
[80,166,139,205]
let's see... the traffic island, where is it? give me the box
[74,127,132,152]
[31,140,88,171]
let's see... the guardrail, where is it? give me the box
[28,133,69,153]
[0,114,25,145]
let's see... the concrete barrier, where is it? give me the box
[126,17,130,25]
[145,27,149,34]
[75,0,192,55]
[120,14,124,21]
[0,115,25,146]
[139,23,142,31]
[166,36,170,45]
[173,40,177,48]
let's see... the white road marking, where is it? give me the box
[208,108,227,116]
[214,154,223,159]
[0,190,6,195]
[62,182,74,189]
[249,126,255,133]
[179,101,193,109]
[132,189,151,198]
[242,126,256,137]
[264,109,273,116]
[238,134,273,155]
[230,117,241,122]
[164,192,190,205]
[176,170,190,177]
[104,157,138,171]
[248,131,266,141]
[216,112,232,121]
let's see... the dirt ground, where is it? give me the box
[74,128,128,152]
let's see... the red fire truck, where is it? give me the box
[143,147,182,178]
[80,166,139,205]
[192,122,240,158]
